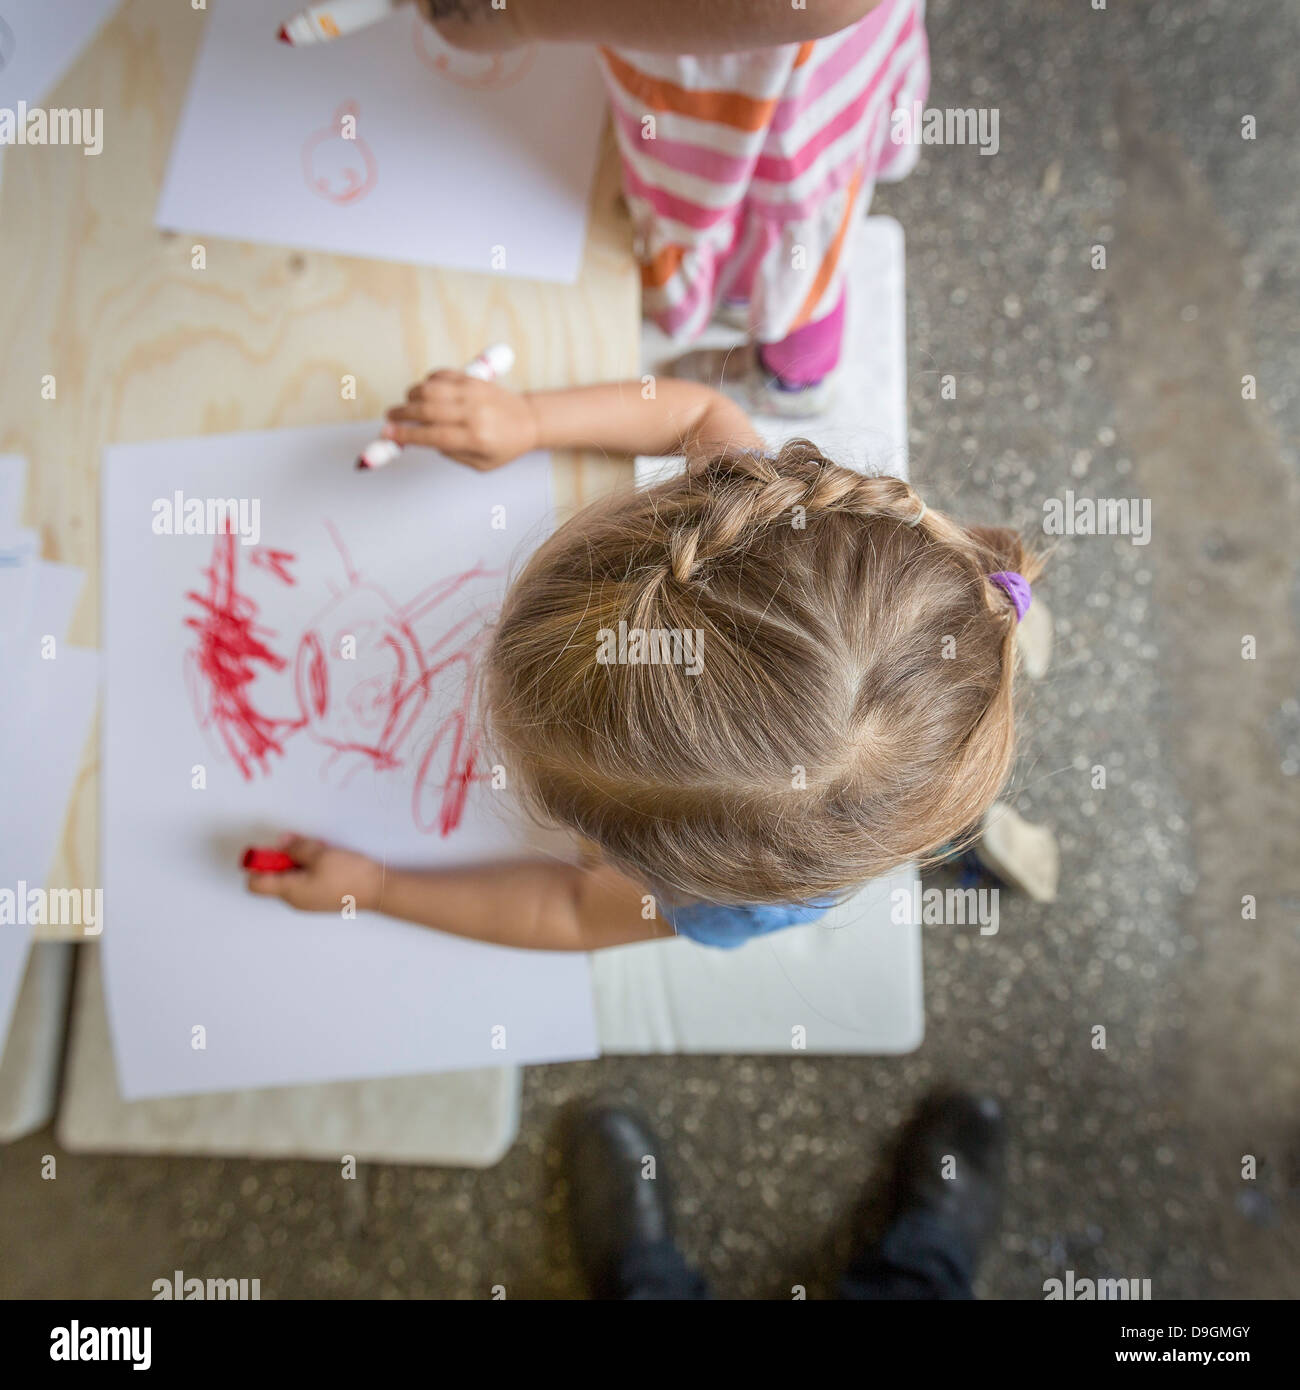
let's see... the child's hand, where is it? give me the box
[383,371,540,471]
[245,836,383,915]
[414,1,523,54]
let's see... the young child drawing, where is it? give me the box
[415,0,927,415]
[248,370,1041,950]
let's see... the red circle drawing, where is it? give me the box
[301,101,379,205]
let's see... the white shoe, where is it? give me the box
[712,299,750,331]
[976,802,1060,902]
[1015,598,1053,680]
[669,343,837,420]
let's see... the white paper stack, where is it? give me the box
[0,454,100,1054]
[100,427,597,1100]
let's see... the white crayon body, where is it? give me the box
[356,438,402,470]
[462,344,516,382]
[357,344,516,470]
[280,0,401,46]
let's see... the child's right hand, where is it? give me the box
[382,370,540,471]
[245,835,384,915]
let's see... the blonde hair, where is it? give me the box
[486,442,1042,905]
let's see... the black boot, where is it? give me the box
[560,1099,708,1300]
[891,1090,1006,1256]
[840,1090,1007,1300]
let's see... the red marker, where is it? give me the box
[242,847,299,873]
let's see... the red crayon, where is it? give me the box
[242,847,299,873]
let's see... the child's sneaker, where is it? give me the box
[670,343,836,420]
[713,298,751,331]
[975,802,1060,903]
[1015,597,1053,680]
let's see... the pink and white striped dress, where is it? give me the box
[598,0,929,351]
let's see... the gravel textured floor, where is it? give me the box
[2,0,1297,1300]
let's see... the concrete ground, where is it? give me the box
[2,0,1297,1299]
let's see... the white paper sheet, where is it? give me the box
[102,423,597,1098]
[0,921,28,1065]
[0,457,85,657]
[0,558,86,722]
[0,525,36,638]
[156,0,606,283]
[0,454,27,527]
[0,0,119,191]
[0,561,96,1059]
[0,647,99,888]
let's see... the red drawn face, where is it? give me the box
[293,582,434,772]
[302,101,378,205]
[411,18,536,90]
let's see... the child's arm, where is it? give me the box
[383,375,765,468]
[246,837,673,951]
[420,0,885,55]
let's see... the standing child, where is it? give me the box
[600,0,928,415]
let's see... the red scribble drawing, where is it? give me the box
[184,531,296,781]
[249,547,297,585]
[411,17,536,90]
[184,524,500,837]
[302,100,378,205]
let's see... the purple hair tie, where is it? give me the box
[988,570,1032,622]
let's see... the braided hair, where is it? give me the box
[486,440,1041,905]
